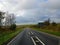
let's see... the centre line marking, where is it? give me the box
[35,36,45,45]
[28,32,30,35]
[31,32,33,34]
[31,37,37,45]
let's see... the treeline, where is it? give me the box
[37,19,60,32]
[0,11,16,30]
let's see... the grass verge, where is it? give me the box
[0,28,23,45]
[32,28,60,37]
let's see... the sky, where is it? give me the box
[0,0,60,24]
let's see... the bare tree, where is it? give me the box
[5,12,11,27]
[9,14,16,25]
[52,21,57,26]
[5,13,16,30]
[0,11,5,28]
[44,18,50,26]
[9,14,16,30]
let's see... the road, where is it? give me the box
[7,28,60,45]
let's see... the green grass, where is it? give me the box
[0,28,23,45]
[32,28,60,36]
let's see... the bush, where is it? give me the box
[10,24,16,30]
[52,22,57,26]
[57,25,60,31]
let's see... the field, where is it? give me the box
[28,24,60,37]
[32,28,60,36]
[0,25,25,45]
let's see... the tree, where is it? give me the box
[37,22,40,28]
[37,22,44,28]
[5,13,16,30]
[9,14,16,30]
[52,21,57,26]
[10,24,16,30]
[44,18,50,26]
[0,11,5,28]
[5,12,11,27]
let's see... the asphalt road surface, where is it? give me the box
[7,28,60,45]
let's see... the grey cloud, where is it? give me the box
[0,0,60,23]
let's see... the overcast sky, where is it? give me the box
[0,0,60,24]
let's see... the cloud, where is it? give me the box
[0,0,60,23]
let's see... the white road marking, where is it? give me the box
[28,32,30,35]
[31,37,37,45]
[35,40,39,42]
[31,32,33,34]
[35,36,45,45]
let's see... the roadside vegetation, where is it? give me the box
[0,23,26,45]
[32,28,60,36]
[29,19,60,37]
[0,11,25,45]
[0,26,25,45]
